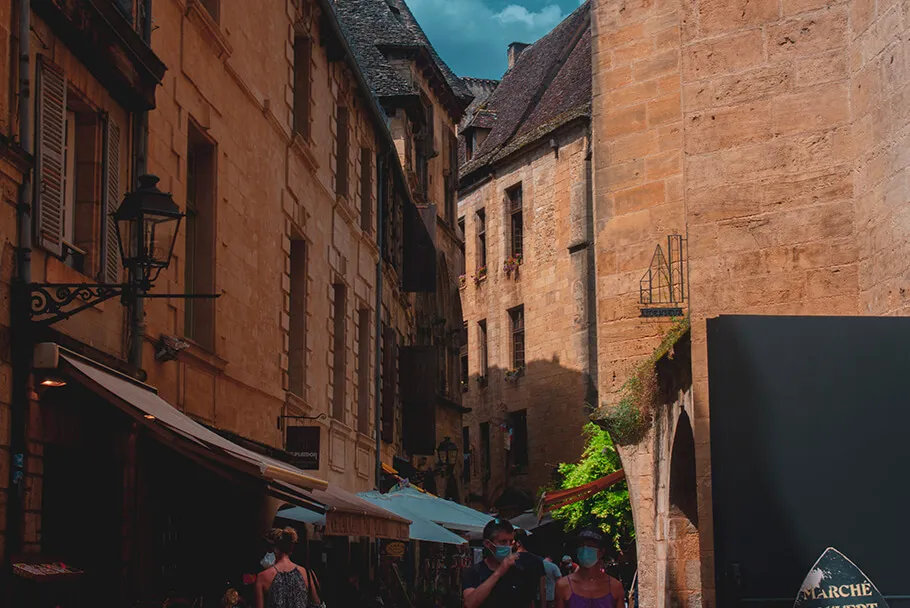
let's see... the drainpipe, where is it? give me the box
[374,152,386,490]
[8,0,32,563]
[584,128,598,404]
[129,0,153,372]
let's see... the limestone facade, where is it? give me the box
[0,0,428,562]
[458,3,595,509]
[591,0,910,605]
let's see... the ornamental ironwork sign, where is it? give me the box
[640,234,687,318]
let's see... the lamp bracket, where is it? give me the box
[27,283,222,327]
[277,412,328,430]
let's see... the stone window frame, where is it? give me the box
[506,182,523,259]
[475,208,487,271]
[508,305,525,369]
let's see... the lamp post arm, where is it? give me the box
[28,283,126,327]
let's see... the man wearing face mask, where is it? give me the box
[463,518,544,608]
[554,529,625,608]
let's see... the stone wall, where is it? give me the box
[0,0,415,558]
[592,0,910,605]
[459,123,595,503]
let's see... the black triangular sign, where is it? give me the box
[794,548,888,608]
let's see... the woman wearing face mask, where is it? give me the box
[254,527,322,608]
[553,529,625,608]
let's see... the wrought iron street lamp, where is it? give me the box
[436,436,458,473]
[115,174,183,290]
[28,174,217,326]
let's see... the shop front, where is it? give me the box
[13,345,406,607]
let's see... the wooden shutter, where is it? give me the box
[400,345,438,455]
[102,117,122,283]
[35,58,67,257]
[381,325,397,444]
[293,36,311,139]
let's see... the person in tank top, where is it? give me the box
[254,527,322,608]
[554,529,625,608]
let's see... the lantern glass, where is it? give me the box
[437,437,458,467]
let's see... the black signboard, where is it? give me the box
[794,548,888,608]
[286,426,320,470]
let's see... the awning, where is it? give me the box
[540,470,626,513]
[52,347,410,540]
[358,492,467,545]
[379,487,493,534]
[279,493,466,545]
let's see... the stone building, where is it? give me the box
[458,3,594,511]
[591,0,910,605]
[0,0,443,602]
[334,0,472,500]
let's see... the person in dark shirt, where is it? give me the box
[514,529,547,608]
[463,518,545,608]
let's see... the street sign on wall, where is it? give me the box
[286,426,320,470]
[794,548,888,608]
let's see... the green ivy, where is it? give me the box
[596,315,690,445]
[551,422,634,553]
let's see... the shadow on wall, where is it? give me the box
[463,356,599,514]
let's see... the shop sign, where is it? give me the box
[385,542,406,558]
[794,548,888,608]
[286,426,320,470]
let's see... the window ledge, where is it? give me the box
[291,133,319,171]
[180,338,227,372]
[185,0,232,59]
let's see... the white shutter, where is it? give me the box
[35,58,67,257]
[102,117,122,283]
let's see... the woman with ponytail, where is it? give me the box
[254,527,323,608]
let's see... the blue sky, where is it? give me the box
[408,0,583,80]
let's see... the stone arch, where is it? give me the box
[666,410,701,608]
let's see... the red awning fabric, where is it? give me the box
[540,470,625,513]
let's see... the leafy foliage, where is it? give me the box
[552,422,634,553]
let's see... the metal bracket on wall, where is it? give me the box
[639,234,687,318]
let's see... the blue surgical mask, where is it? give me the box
[577,546,599,568]
[260,551,276,568]
[490,544,513,561]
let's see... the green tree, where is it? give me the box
[552,422,634,553]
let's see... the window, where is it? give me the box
[476,209,486,269]
[360,148,372,232]
[200,0,219,22]
[478,320,488,379]
[508,410,529,470]
[185,122,217,351]
[35,59,120,281]
[462,426,471,483]
[509,306,525,369]
[357,308,371,435]
[335,105,350,198]
[293,36,312,140]
[465,130,474,161]
[508,184,523,258]
[288,240,307,397]
[457,216,465,241]
[332,283,347,421]
[62,105,98,274]
[460,322,469,392]
[480,421,491,480]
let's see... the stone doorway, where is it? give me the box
[666,411,701,608]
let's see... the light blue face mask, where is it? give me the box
[577,546,600,568]
[487,542,513,562]
[260,551,276,569]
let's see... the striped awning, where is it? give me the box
[540,470,626,513]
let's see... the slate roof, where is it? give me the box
[459,1,592,182]
[333,0,472,112]
[461,77,500,129]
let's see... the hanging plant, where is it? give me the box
[503,253,522,278]
[504,366,525,382]
[472,265,488,284]
[594,316,690,445]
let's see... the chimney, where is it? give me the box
[508,42,530,69]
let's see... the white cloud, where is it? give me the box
[495,4,563,29]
